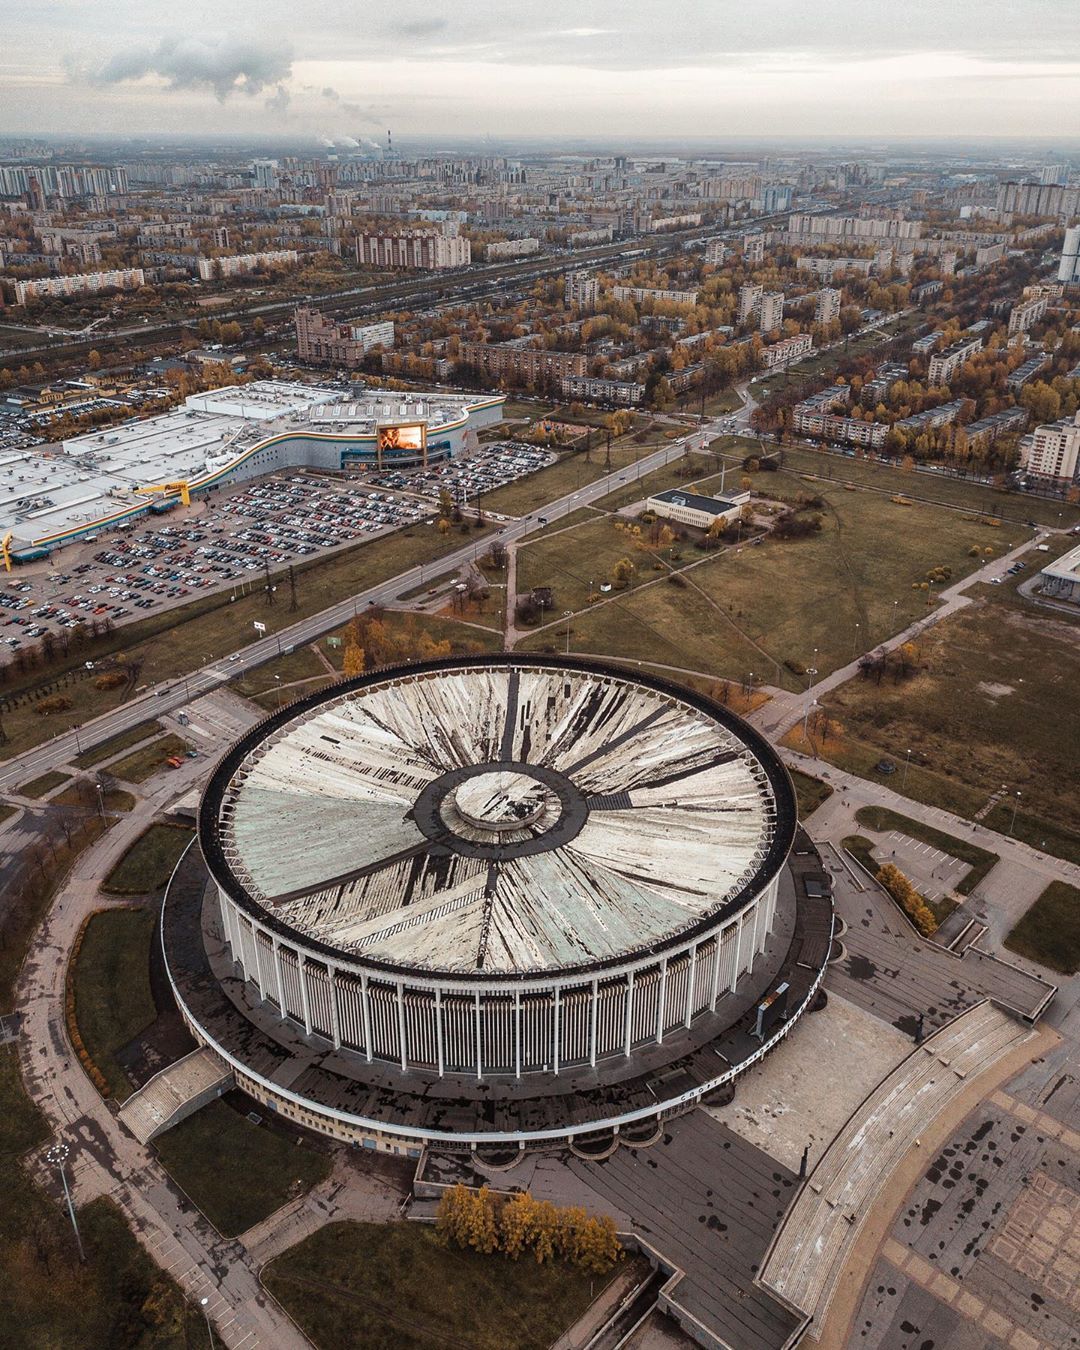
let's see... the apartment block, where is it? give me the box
[1008,295,1049,336]
[196,250,298,280]
[761,332,813,368]
[294,306,394,367]
[560,375,644,406]
[564,272,600,308]
[927,336,983,384]
[356,231,471,270]
[14,267,145,304]
[459,341,586,382]
[814,288,841,325]
[759,291,785,332]
[1021,411,1080,482]
[737,284,763,324]
[486,237,540,259]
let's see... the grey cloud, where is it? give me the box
[76,34,293,101]
[395,18,449,37]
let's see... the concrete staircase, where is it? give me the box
[118,1046,233,1145]
[757,1001,1031,1330]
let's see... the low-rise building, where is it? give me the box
[912,330,944,355]
[963,407,1028,448]
[792,386,887,449]
[1037,542,1080,604]
[561,374,644,405]
[611,284,699,307]
[645,487,751,530]
[895,399,967,435]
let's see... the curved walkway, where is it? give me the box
[757,1001,1039,1337]
[14,794,312,1350]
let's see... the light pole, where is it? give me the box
[562,610,572,655]
[852,622,860,660]
[1010,790,1021,836]
[200,1296,216,1348]
[801,696,819,746]
[901,748,912,791]
[46,1142,84,1263]
[72,723,82,756]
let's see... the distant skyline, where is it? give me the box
[3,0,1079,142]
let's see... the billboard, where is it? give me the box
[377,422,426,456]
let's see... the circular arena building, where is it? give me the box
[163,656,833,1155]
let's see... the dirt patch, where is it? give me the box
[976,681,1014,698]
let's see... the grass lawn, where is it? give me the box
[853,806,999,896]
[72,720,164,769]
[521,470,1023,690]
[0,820,208,1345]
[1004,881,1080,975]
[789,768,834,821]
[72,906,159,1099]
[818,598,1080,863]
[109,735,192,785]
[775,445,1080,530]
[102,823,195,895]
[19,770,71,798]
[154,1097,331,1237]
[54,783,136,813]
[263,1220,602,1350]
[0,804,16,825]
[0,520,489,764]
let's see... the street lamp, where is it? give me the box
[1010,790,1021,836]
[801,697,819,746]
[200,1297,216,1348]
[562,610,573,655]
[71,723,82,756]
[45,1142,84,1263]
[852,622,860,660]
[901,748,912,791]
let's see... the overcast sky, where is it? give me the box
[3,1,1079,143]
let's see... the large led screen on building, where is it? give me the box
[377,423,426,453]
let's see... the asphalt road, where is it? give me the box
[0,412,748,790]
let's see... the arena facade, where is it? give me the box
[163,656,834,1153]
[7,381,505,554]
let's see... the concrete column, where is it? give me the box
[710,931,724,1010]
[435,986,445,1077]
[361,972,373,1063]
[589,979,599,1068]
[475,990,483,1081]
[553,985,561,1075]
[397,981,408,1072]
[298,955,313,1036]
[733,918,744,988]
[656,959,668,1044]
[329,965,341,1050]
[685,943,698,1028]
[514,989,521,1079]
[624,970,635,1057]
[252,925,266,1001]
[272,937,286,1017]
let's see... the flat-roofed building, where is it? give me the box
[928,336,982,384]
[561,374,644,405]
[1037,541,1080,604]
[1021,411,1080,484]
[294,306,394,367]
[1008,295,1049,336]
[356,230,470,270]
[460,341,586,382]
[564,271,599,308]
[814,288,841,325]
[645,487,751,530]
[761,332,813,369]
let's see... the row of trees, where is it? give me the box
[435,1184,621,1274]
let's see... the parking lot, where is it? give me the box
[0,441,556,653]
[367,440,553,508]
[0,472,430,652]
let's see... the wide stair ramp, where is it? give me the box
[757,1000,1032,1333]
[118,1046,233,1145]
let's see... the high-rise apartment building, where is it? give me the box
[814,288,841,325]
[1008,295,1049,336]
[928,336,983,384]
[1022,412,1080,483]
[759,291,785,332]
[1058,226,1080,284]
[251,159,280,191]
[564,272,599,308]
[737,284,763,324]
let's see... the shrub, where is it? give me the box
[876,862,938,936]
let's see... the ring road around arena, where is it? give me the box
[164,655,832,1154]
